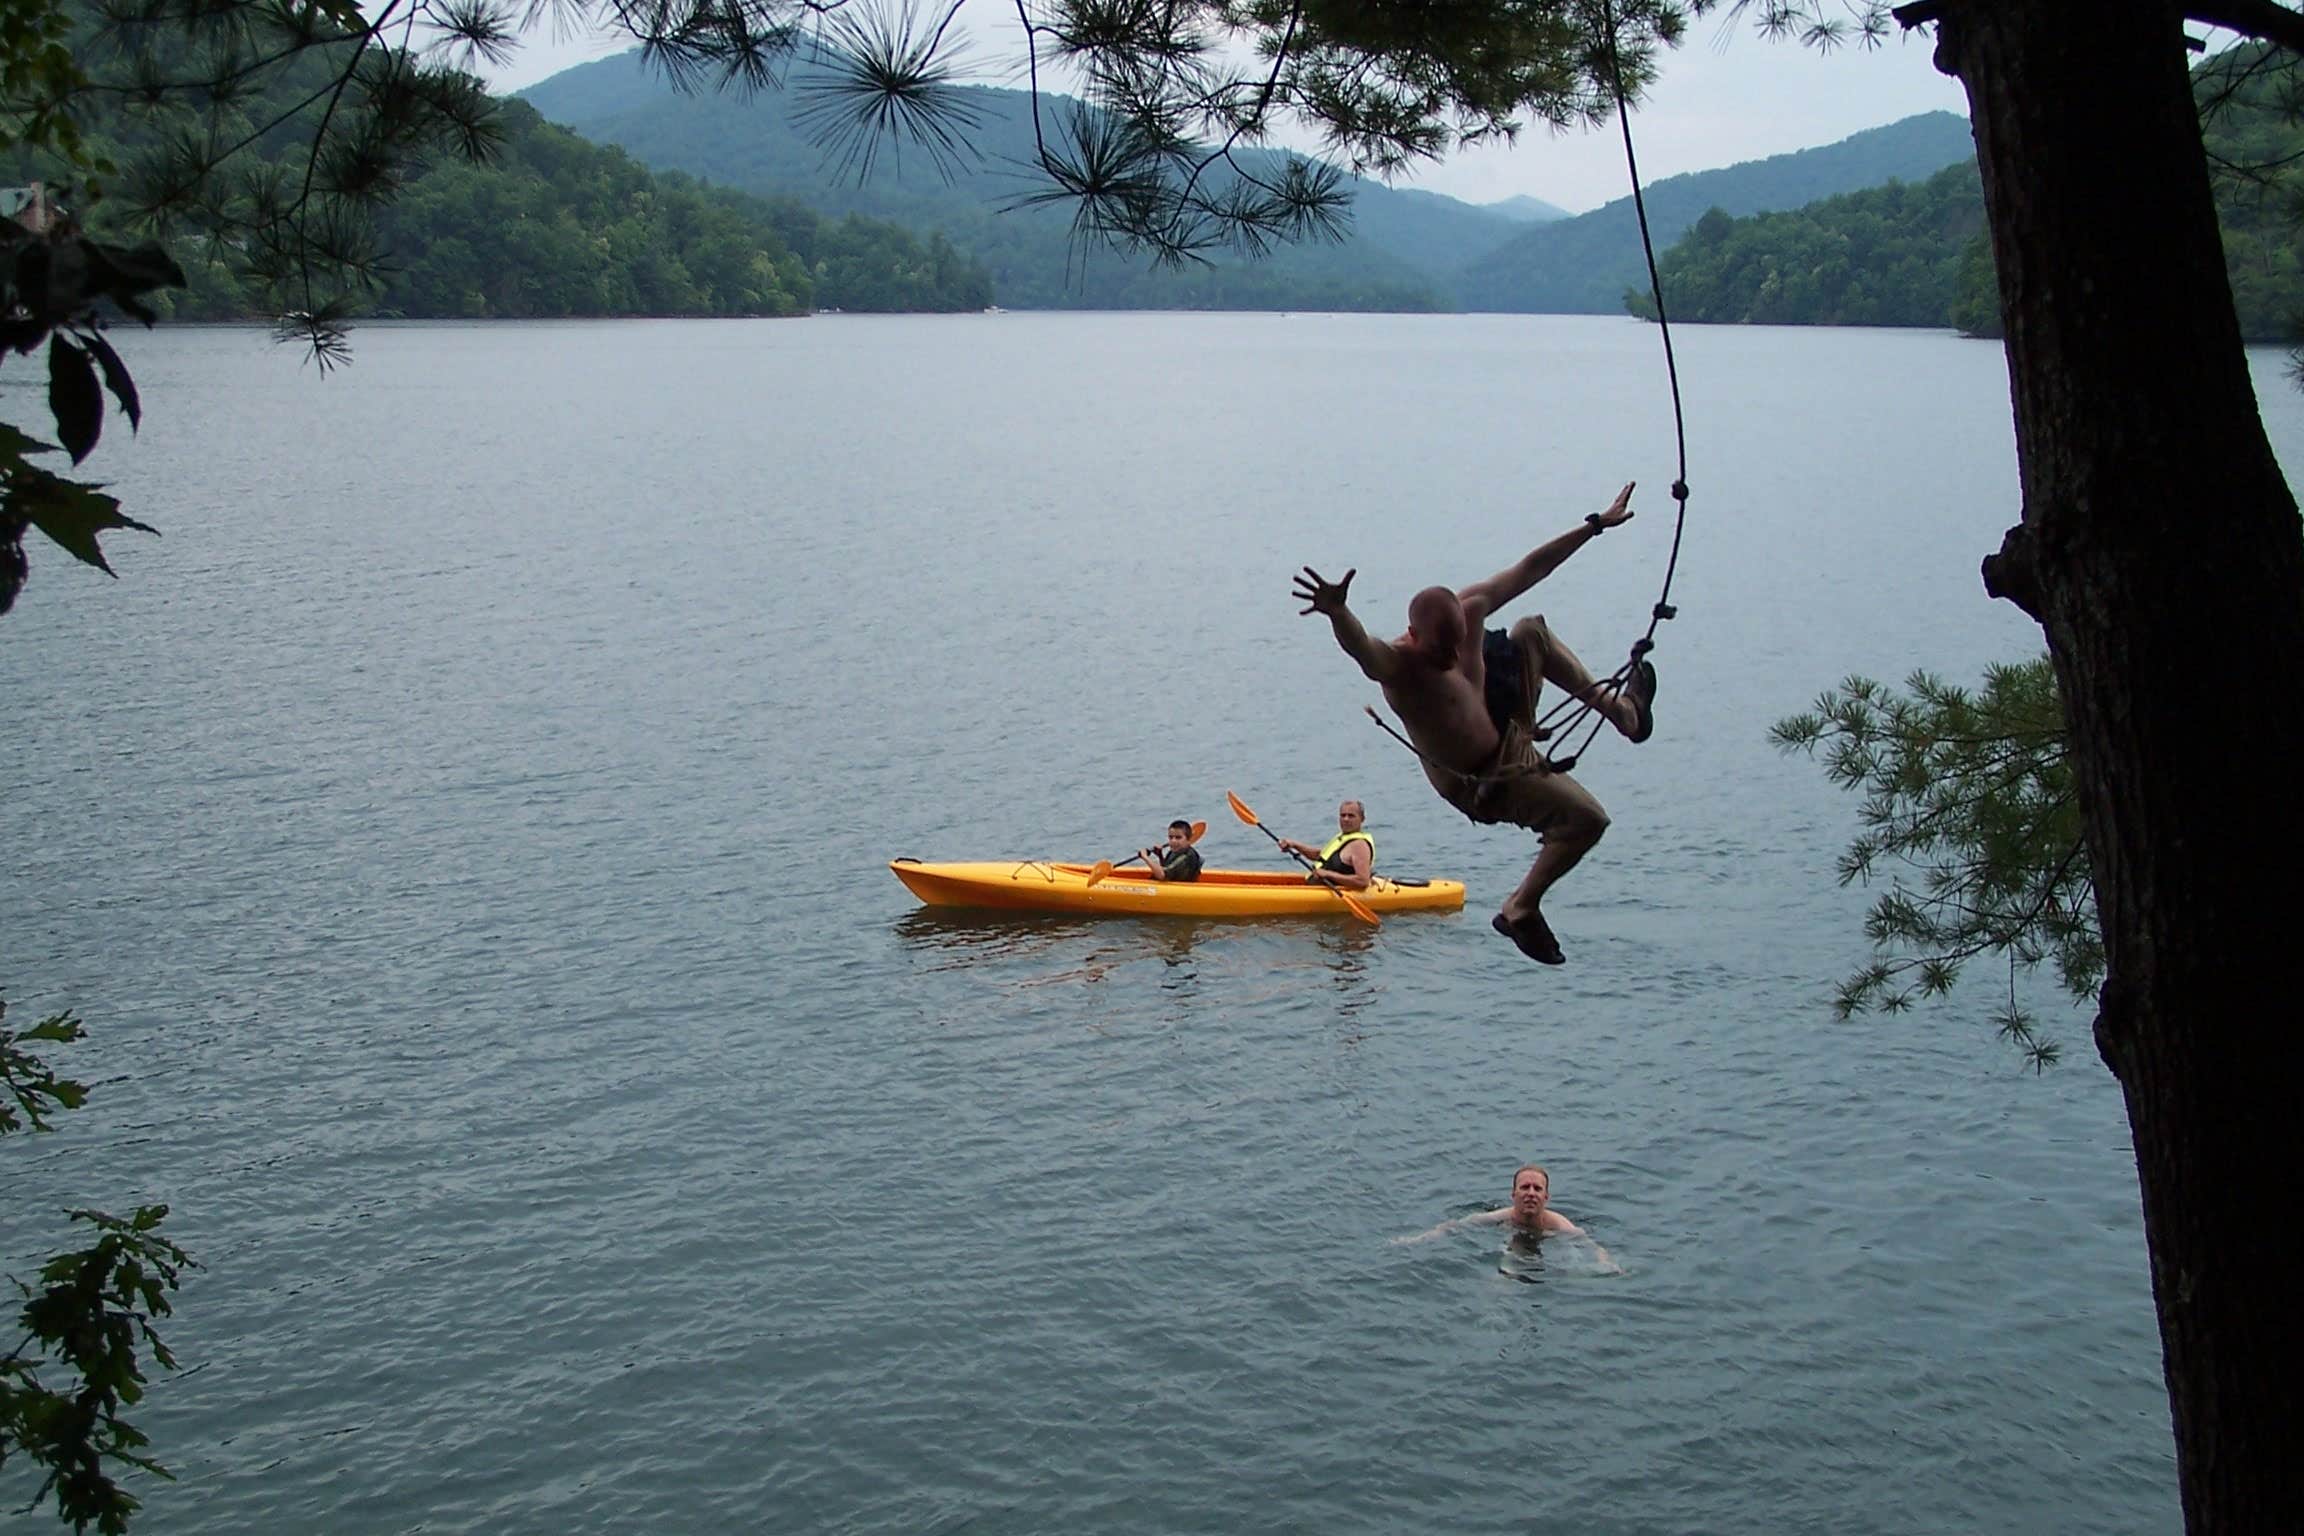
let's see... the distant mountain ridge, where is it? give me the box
[1605,43,2304,340]
[1628,159,1989,330]
[1486,194,1573,223]
[522,53,1972,313]
[1452,112,1977,312]
[0,49,994,320]
[522,52,1515,310]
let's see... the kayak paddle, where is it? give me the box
[1224,790,1380,926]
[1084,819,1207,887]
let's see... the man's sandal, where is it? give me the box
[1625,660,1658,745]
[1492,910,1567,966]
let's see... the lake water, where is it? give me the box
[11,312,2296,1534]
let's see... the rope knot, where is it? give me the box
[1653,602,1677,622]
[1671,481,1689,501]
[1629,637,1654,658]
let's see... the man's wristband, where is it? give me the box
[1584,513,1605,535]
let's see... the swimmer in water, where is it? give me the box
[1396,1164,1620,1270]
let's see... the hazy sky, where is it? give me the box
[484,8,1972,215]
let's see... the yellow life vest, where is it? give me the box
[1315,830,1375,873]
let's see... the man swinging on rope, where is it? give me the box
[1293,484,1657,965]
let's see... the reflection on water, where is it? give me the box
[0,317,2204,1535]
[891,908,1387,1019]
[892,910,1223,1000]
[1498,1227,1550,1286]
[1496,1225,1621,1284]
[892,908,1102,963]
[1312,920,1379,965]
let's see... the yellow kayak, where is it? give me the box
[890,859,1466,918]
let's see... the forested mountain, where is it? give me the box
[2195,45,2304,342]
[1452,112,1977,313]
[1626,160,1985,328]
[1614,44,2304,339]
[5,73,992,319]
[524,54,1988,315]
[520,51,1525,311]
[356,101,991,319]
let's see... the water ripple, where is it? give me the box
[0,316,2240,1534]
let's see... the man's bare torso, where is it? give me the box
[1381,637,1501,773]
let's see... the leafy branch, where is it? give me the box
[1,1001,88,1134]
[1,220,182,616]
[1,996,195,1534]
[1772,658,2100,1068]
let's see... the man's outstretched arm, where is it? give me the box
[1457,482,1635,616]
[1293,566,1401,683]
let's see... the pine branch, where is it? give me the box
[2187,0,2304,58]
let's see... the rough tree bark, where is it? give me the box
[1918,0,2304,1527]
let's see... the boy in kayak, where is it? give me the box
[1277,799,1375,891]
[1395,1165,1620,1270]
[1139,819,1203,882]
[1293,484,1656,965]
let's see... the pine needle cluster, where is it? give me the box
[1772,657,2101,1070]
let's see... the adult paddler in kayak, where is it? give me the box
[1275,799,1375,892]
[1292,485,1657,966]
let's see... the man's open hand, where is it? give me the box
[1592,482,1637,530]
[1293,565,1355,616]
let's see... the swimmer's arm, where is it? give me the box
[1391,1209,1509,1245]
[1545,1211,1623,1273]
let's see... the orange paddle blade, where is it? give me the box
[1083,860,1116,888]
[1188,820,1208,843]
[1304,866,1382,926]
[1225,791,1259,827]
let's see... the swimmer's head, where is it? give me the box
[1405,586,1464,661]
[1511,1164,1550,1219]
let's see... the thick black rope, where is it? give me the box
[1528,0,1694,774]
[1360,5,1697,783]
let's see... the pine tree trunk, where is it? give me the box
[1937,0,2304,1528]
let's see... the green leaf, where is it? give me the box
[0,421,61,459]
[9,465,157,574]
[82,239,188,324]
[47,333,103,463]
[20,1011,85,1044]
[80,329,141,432]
